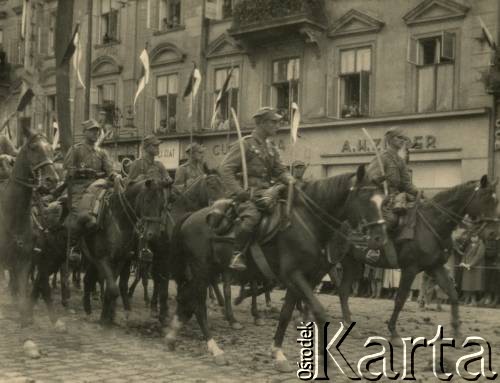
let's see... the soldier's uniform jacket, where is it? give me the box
[174,161,206,191]
[128,157,171,183]
[219,131,291,197]
[367,147,417,196]
[64,142,114,181]
[0,135,17,157]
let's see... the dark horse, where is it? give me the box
[165,166,387,371]
[81,178,167,324]
[0,128,60,357]
[335,175,499,343]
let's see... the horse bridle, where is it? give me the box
[348,184,386,232]
[12,136,55,189]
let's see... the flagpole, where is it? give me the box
[289,63,294,173]
[225,64,234,146]
[84,0,92,120]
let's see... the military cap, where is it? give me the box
[185,142,205,154]
[252,107,283,121]
[82,119,101,131]
[292,160,306,168]
[385,127,409,141]
[143,134,161,147]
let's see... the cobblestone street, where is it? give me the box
[1,281,500,382]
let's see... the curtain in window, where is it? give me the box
[417,66,435,113]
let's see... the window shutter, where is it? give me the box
[359,71,370,116]
[441,31,455,61]
[407,36,418,65]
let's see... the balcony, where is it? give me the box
[228,0,327,57]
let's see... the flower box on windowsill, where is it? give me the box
[153,25,185,36]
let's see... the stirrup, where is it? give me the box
[229,252,247,271]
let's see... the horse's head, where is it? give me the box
[465,175,499,241]
[17,128,59,191]
[345,165,387,249]
[204,173,225,203]
[134,179,166,241]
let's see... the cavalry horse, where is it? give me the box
[165,166,387,371]
[335,176,499,343]
[80,178,169,324]
[0,128,60,358]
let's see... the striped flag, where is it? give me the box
[21,0,28,39]
[290,102,300,144]
[72,29,85,89]
[183,64,202,118]
[133,48,150,109]
[210,67,233,129]
[52,121,59,150]
[59,24,79,67]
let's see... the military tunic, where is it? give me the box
[0,135,17,157]
[219,131,292,233]
[128,157,172,184]
[367,147,417,196]
[63,142,114,225]
[174,161,206,192]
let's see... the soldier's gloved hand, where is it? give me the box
[235,190,250,203]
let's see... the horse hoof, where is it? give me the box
[164,335,176,351]
[54,319,67,333]
[231,322,243,330]
[23,340,41,359]
[214,353,229,366]
[254,318,265,326]
[274,359,294,373]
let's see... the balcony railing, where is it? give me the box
[231,0,326,29]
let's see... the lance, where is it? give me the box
[362,127,388,196]
[230,107,248,191]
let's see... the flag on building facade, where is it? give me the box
[290,102,300,144]
[21,0,29,40]
[60,24,80,67]
[52,121,59,150]
[210,67,233,129]
[183,64,202,118]
[133,48,150,109]
[72,28,85,89]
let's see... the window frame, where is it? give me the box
[212,65,240,130]
[96,82,117,127]
[100,0,120,44]
[154,72,179,134]
[270,57,301,122]
[407,30,458,113]
[337,45,373,119]
[157,0,183,31]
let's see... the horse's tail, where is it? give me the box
[169,213,192,285]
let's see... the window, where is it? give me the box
[212,67,239,130]
[155,74,178,134]
[222,0,236,19]
[158,0,181,30]
[100,0,119,43]
[408,32,455,112]
[339,47,371,118]
[271,58,299,122]
[48,13,55,55]
[97,83,116,126]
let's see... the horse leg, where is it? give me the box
[83,264,97,315]
[251,280,264,326]
[388,267,418,344]
[119,260,131,315]
[51,270,57,289]
[271,288,298,373]
[155,253,169,327]
[60,261,70,307]
[142,264,150,305]
[337,260,362,338]
[211,281,224,307]
[428,266,461,338]
[222,271,241,330]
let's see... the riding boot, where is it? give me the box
[229,230,252,271]
[383,240,399,268]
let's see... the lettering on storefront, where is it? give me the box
[341,135,437,153]
[210,139,287,157]
[158,140,180,169]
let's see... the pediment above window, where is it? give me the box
[328,9,384,37]
[91,55,122,78]
[149,43,186,67]
[403,0,469,26]
[207,33,244,59]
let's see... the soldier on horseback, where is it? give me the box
[173,142,207,193]
[64,119,118,244]
[366,127,418,268]
[128,135,173,186]
[219,107,295,271]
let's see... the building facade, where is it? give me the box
[0,0,499,194]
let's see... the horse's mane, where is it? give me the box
[432,180,478,206]
[302,172,354,209]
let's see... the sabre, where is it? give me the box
[362,128,388,196]
[230,107,248,191]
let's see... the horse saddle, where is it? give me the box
[206,198,286,245]
[394,193,421,242]
[78,179,111,228]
